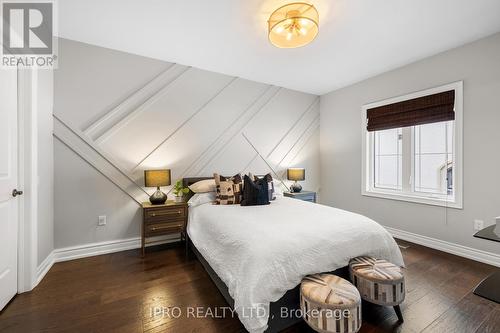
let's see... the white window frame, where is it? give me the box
[361,81,463,209]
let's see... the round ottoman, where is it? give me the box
[349,256,405,321]
[300,274,361,333]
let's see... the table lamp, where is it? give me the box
[144,169,171,204]
[287,168,305,193]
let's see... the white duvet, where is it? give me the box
[187,196,404,332]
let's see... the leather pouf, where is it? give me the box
[349,256,405,321]
[300,274,362,333]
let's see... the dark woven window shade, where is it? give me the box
[367,90,455,132]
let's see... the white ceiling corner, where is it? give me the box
[58,0,500,95]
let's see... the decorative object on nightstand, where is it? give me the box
[283,190,316,203]
[287,168,305,192]
[141,201,188,257]
[172,179,190,203]
[144,169,171,205]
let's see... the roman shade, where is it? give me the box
[366,90,455,132]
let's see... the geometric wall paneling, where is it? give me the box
[266,98,319,167]
[131,78,270,182]
[242,89,317,158]
[53,115,150,204]
[83,63,188,141]
[286,129,320,192]
[53,39,320,252]
[185,86,281,177]
[200,133,258,176]
[54,38,173,133]
[196,88,320,189]
[278,117,320,172]
[97,68,235,171]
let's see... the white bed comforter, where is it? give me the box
[187,196,404,332]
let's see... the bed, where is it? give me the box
[183,177,404,333]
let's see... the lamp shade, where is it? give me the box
[144,169,171,187]
[287,168,305,181]
[268,2,319,48]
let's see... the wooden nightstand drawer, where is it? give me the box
[145,206,185,222]
[141,200,188,257]
[145,220,184,237]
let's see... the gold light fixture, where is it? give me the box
[268,2,319,48]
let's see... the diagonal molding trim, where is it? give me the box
[83,63,184,140]
[265,97,319,159]
[278,116,320,169]
[131,76,239,172]
[94,65,192,146]
[241,132,287,186]
[53,116,150,204]
[176,86,280,178]
[194,87,283,176]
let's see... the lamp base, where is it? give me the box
[149,187,167,205]
[290,181,302,193]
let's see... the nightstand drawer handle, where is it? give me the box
[150,210,182,217]
[150,224,182,231]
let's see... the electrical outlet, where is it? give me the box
[98,215,107,226]
[473,219,484,231]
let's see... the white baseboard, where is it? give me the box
[34,251,54,289]
[53,235,180,262]
[385,226,500,268]
[53,237,141,262]
[33,235,181,289]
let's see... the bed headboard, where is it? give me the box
[182,177,213,201]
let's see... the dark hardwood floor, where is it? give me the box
[0,240,498,333]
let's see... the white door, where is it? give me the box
[0,68,19,310]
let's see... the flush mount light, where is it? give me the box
[268,2,319,48]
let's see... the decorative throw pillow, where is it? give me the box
[249,172,276,201]
[241,174,270,206]
[188,179,216,193]
[214,173,243,205]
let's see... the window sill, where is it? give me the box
[362,189,463,209]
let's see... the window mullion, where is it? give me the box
[401,127,412,193]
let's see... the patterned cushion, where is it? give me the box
[213,173,242,205]
[349,256,405,306]
[248,172,276,201]
[300,274,361,333]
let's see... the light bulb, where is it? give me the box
[286,32,292,40]
[299,28,307,35]
[276,26,284,34]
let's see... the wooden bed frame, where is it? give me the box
[182,177,349,332]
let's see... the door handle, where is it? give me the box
[12,189,23,197]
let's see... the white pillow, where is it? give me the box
[188,192,216,207]
[272,179,286,196]
[188,179,216,193]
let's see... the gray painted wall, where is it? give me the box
[54,38,319,249]
[320,32,500,255]
[37,70,55,265]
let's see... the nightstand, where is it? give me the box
[283,190,316,203]
[141,200,188,257]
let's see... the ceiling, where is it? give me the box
[57,0,500,95]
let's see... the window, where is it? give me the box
[362,82,463,208]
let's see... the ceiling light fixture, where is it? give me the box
[268,2,319,48]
